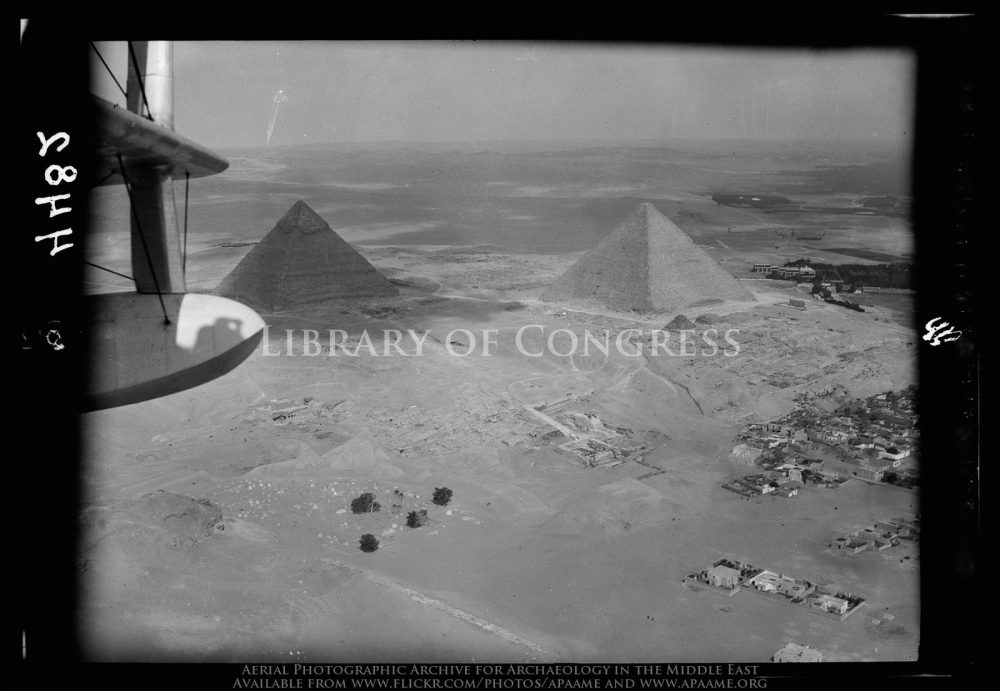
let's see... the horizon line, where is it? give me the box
[217,135,911,153]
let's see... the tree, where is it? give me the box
[359,534,379,552]
[351,492,381,514]
[406,509,429,528]
[432,487,453,506]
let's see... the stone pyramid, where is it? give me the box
[540,202,754,313]
[215,200,397,312]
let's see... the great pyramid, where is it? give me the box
[215,200,397,312]
[540,202,754,313]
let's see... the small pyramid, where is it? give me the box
[664,314,696,331]
[540,203,754,313]
[215,200,397,312]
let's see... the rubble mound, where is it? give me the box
[122,491,223,540]
[215,200,397,312]
[249,434,405,480]
[540,203,754,313]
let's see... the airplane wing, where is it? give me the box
[91,96,228,185]
[85,40,264,411]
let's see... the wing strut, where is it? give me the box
[117,152,171,324]
[123,40,185,294]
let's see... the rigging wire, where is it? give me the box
[83,260,134,282]
[117,153,171,325]
[89,170,118,191]
[89,43,127,100]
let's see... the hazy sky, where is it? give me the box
[91,41,914,149]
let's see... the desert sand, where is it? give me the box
[81,141,916,662]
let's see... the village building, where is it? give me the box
[856,466,885,482]
[833,536,870,554]
[812,594,850,615]
[706,564,742,589]
[748,571,782,593]
[880,446,911,462]
[868,458,897,473]
[773,643,823,663]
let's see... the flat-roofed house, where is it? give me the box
[706,564,742,589]
[813,594,850,615]
[779,580,813,599]
[749,570,783,593]
[857,466,885,482]
[773,643,823,663]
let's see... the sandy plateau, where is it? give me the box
[81,142,917,662]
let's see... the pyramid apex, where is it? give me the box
[277,200,329,234]
[215,201,398,311]
[635,202,662,224]
[639,201,663,217]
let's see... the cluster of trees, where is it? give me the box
[350,492,381,514]
[432,487,453,506]
[352,487,455,551]
[791,260,911,289]
[406,509,429,528]
[825,296,865,312]
[811,282,865,312]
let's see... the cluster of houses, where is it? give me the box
[722,472,802,498]
[726,421,844,498]
[728,387,918,488]
[831,516,920,555]
[838,390,919,484]
[685,558,866,620]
